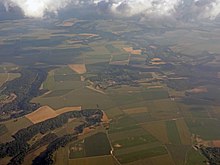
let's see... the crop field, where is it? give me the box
[109,128,157,149]
[68,156,118,165]
[186,148,206,165]
[2,18,219,165]
[0,117,32,143]
[68,132,111,160]
[146,99,181,121]
[123,47,142,55]
[109,115,139,134]
[25,106,58,124]
[105,44,121,53]
[185,118,220,140]
[141,121,169,143]
[42,89,72,98]
[122,107,148,115]
[128,112,153,123]
[111,54,129,62]
[112,134,157,150]
[55,106,81,115]
[116,146,167,164]
[25,105,82,124]
[3,117,33,135]
[68,64,87,74]
[166,145,191,165]
[54,74,80,82]
[84,132,112,157]
[125,154,174,165]
[175,119,191,145]
[166,120,181,145]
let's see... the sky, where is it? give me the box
[1,0,220,21]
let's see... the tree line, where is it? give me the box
[0,109,103,165]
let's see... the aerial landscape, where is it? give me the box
[1,0,220,165]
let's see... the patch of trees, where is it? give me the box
[29,133,58,152]
[0,68,48,119]
[88,65,145,89]
[32,134,77,165]
[0,109,103,165]
[201,147,220,165]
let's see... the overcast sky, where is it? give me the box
[1,0,220,21]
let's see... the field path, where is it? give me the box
[106,130,121,165]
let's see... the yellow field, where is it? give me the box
[25,106,58,124]
[78,33,98,38]
[68,64,87,74]
[141,121,169,144]
[123,47,142,55]
[186,87,208,93]
[101,110,110,123]
[123,107,148,115]
[56,106,82,115]
[26,106,82,124]
[62,21,75,27]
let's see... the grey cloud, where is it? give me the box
[2,0,220,21]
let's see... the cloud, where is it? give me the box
[2,0,220,20]
[201,0,220,19]
[110,0,182,17]
[5,0,73,18]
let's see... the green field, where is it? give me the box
[109,128,158,151]
[109,115,139,133]
[166,145,191,165]
[141,121,169,143]
[176,119,191,145]
[68,156,118,165]
[166,120,181,145]
[105,44,121,53]
[186,148,206,165]
[185,118,220,140]
[84,132,112,157]
[112,54,129,62]
[43,89,72,97]
[125,154,174,165]
[112,134,157,150]
[4,117,33,135]
[54,74,80,82]
[117,146,167,164]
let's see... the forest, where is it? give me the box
[0,109,103,165]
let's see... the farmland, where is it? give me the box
[1,16,220,165]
